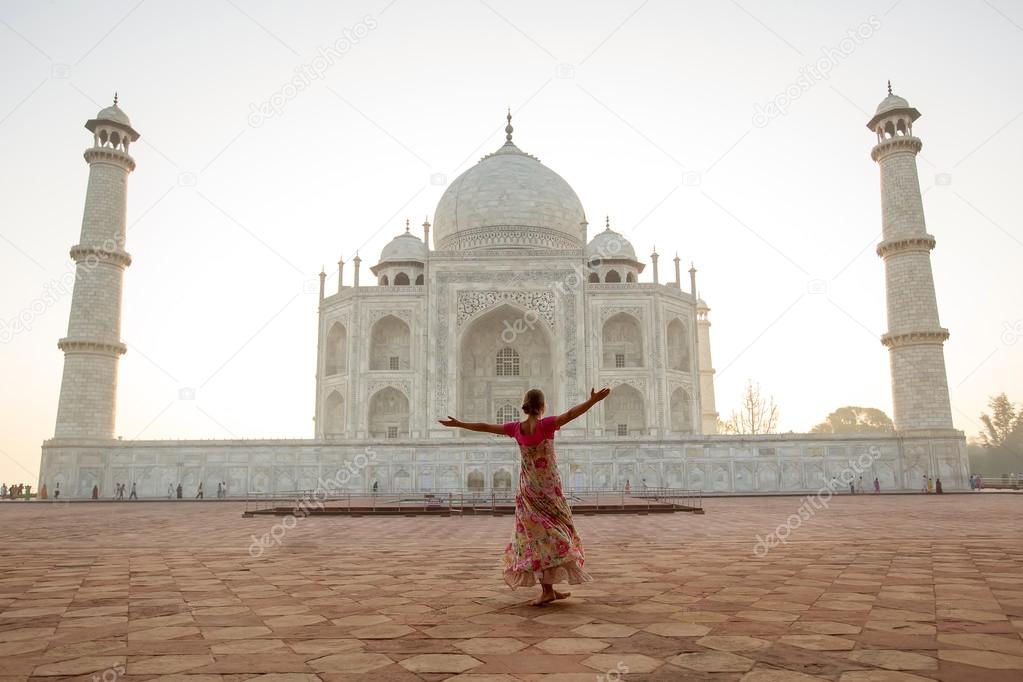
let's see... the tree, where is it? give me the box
[978,393,1021,447]
[723,380,779,434]
[971,394,1023,476]
[811,406,893,434]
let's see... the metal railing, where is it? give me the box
[243,486,703,515]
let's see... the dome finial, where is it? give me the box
[113,91,119,106]
[505,107,513,143]
[887,80,892,96]
[605,215,610,231]
[405,218,410,233]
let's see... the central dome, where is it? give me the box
[432,120,586,251]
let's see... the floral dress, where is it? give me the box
[501,416,593,588]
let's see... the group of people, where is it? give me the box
[922,475,944,494]
[1,483,32,500]
[163,481,229,499]
[968,473,984,490]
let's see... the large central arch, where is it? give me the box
[458,303,555,427]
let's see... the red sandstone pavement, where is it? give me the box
[1,494,1021,681]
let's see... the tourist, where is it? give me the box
[24,484,31,500]
[439,386,608,606]
[129,482,137,501]
[167,483,174,499]
[40,483,48,500]
[92,484,99,500]
[54,482,60,500]
[856,476,864,494]
[976,473,983,489]
[873,477,880,493]
[196,482,203,500]
[372,480,378,493]
[625,479,631,494]
[936,478,943,494]
[176,483,183,499]
[216,482,222,499]
[1,483,6,499]
[849,480,855,495]
[922,475,928,493]
[927,476,934,494]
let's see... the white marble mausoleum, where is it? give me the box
[40,90,971,496]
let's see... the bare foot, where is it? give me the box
[554,590,570,600]
[531,592,555,606]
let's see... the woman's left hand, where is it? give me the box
[590,387,611,402]
[438,416,461,428]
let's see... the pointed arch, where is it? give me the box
[324,390,346,436]
[669,387,694,433]
[602,312,643,368]
[415,273,424,285]
[604,383,646,436]
[605,269,621,283]
[458,302,553,426]
[368,386,409,438]
[379,274,389,286]
[325,322,347,375]
[370,315,411,370]
[666,318,690,371]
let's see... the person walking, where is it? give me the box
[176,483,183,499]
[927,476,934,494]
[440,387,609,606]
[167,483,174,499]
[129,482,137,501]
[873,477,880,493]
[92,484,99,500]
[195,482,203,500]
[54,482,60,500]
[935,478,943,494]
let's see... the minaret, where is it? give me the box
[650,247,659,284]
[337,257,344,293]
[53,96,140,439]
[868,83,953,431]
[353,253,361,287]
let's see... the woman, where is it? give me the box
[440,386,610,605]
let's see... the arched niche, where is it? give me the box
[325,322,347,375]
[605,384,645,436]
[324,390,346,436]
[368,387,409,438]
[458,303,553,427]
[666,318,690,371]
[669,387,694,433]
[370,315,410,370]
[602,312,643,368]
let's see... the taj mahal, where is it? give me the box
[40,86,971,496]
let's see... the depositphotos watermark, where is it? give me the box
[248,446,377,557]
[248,15,378,127]
[752,446,881,557]
[596,661,629,682]
[752,15,882,128]
[1,232,124,344]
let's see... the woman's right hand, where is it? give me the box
[438,416,461,428]
[590,387,611,403]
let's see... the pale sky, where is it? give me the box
[1,0,1021,484]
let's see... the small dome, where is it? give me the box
[586,222,636,261]
[379,231,427,262]
[96,103,132,127]
[874,93,910,116]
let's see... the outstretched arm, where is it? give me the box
[437,416,506,436]
[555,387,611,429]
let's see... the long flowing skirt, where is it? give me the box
[501,439,593,588]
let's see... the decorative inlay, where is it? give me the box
[456,290,554,328]
[368,308,412,325]
[84,147,135,171]
[366,380,410,399]
[600,306,644,324]
[437,225,582,252]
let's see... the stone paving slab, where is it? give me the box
[0,494,1020,680]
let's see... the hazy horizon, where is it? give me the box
[1,0,1021,483]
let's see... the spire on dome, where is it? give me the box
[113,92,119,106]
[605,216,611,231]
[505,108,513,143]
[405,218,410,233]
[887,80,892,96]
